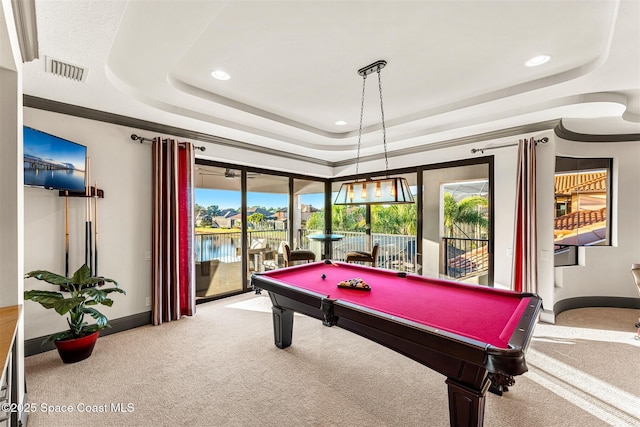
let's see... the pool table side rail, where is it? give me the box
[485,295,542,375]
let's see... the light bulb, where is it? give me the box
[375,181,381,198]
[361,183,367,199]
[348,184,354,201]
[390,181,396,197]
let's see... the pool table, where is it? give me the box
[251,261,542,427]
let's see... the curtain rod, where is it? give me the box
[130,134,206,152]
[470,137,548,154]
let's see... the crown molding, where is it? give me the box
[334,119,560,167]
[23,95,332,167]
[554,119,640,142]
[27,95,639,171]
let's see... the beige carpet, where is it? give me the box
[24,293,640,426]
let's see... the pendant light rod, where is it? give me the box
[334,59,414,205]
[357,60,387,77]
[354,60,388,179]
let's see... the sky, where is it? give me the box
[23,126,87,169]
[195,188,325,210]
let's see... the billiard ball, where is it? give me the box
[321,274,326,279]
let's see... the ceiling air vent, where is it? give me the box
[45,56,88,82]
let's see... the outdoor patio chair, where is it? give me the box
[345,243,379,267]
[281,241,315,267]
[262,244,284,270]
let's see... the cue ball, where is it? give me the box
[321,274,326,279]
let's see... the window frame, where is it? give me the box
[554,156,613,248]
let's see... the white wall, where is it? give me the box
[23,108,153,340]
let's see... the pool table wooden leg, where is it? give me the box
[272,306,294,349]
[445,378,487,427]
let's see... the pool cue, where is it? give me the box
[94,181,98,276]
[85,158,92,274]
[65,190,69,277]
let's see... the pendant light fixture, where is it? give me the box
[334,60,414,205]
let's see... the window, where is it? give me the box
[194,166,243,299]
[246,173,289,276]
[554,157,611,248]
[330,173,417,272]
[294,179,325,258]
[441,179,489,280]
[423,162,491,285]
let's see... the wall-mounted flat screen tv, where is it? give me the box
[23,126,87,192]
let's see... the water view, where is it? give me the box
[24,168,86,191]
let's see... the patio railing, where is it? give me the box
[302,229,416,272]
[442,237,489,279]
[195,230,287,263]
[196,229,417,273]
[196,230,494,280]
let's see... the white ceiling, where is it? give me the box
[22,0,640,165]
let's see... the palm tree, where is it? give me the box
[371,204,416,235]
[331,205,365,232]
[443,192,488,238]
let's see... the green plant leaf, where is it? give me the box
[68,317,88,337]
[83,288,108,302]
[70,264,91,285]
[99,298,114,307]
[53,296,85,316]
[24,270,70,286]
[102,287,126,295]
[45,330,74,343]
[24,290,64,306]
[82,324,102,334]
[82,307,108,328]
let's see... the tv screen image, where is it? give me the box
[23,126,87,192]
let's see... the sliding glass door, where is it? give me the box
[193,158,492,298]
[294,179,325,259]
[246,173,289,277]
[194,165,243,299]
[422,161,492,285]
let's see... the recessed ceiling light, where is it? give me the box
[211,70,231,80]
[525,55,551,67]
[335,120,347,126]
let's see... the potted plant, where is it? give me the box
[24,264,125,363]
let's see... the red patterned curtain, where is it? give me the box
[512,137,538,293]
[152,138,195,325]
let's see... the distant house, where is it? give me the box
[273,208,287,221]
[230,207,278,229]
[299,204,319,223]
[214,209,239,229]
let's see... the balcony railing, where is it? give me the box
[195,230,287,263]
[442,237,489,279]
[196,229,417,273]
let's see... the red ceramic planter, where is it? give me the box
[54,331,99,363]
